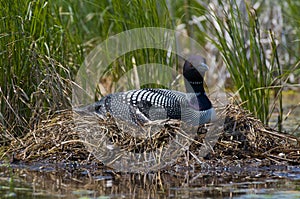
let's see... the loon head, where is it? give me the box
[183,55,209,94]
[183,55,213,114]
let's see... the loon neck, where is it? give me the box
[185,80,205,94]
[195,92,206,96]
[188,91,212,111]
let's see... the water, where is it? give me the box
[1,162,300,198]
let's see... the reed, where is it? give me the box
[201,0,284,126]
[1,0,299,142]
[0,0,175,140]
[0,0,83,137]
[177,0,300,130]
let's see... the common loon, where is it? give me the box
[79,55,215,126]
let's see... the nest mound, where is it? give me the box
[5,104,300,170]
[213,105,300,164]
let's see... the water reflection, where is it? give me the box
[1,162,300,198]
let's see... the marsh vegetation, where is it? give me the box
[1,0,300,197]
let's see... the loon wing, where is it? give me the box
[125,88,187,121]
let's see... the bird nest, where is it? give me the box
[5,104,300,172]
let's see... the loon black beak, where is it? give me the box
[186,55,209,74]
[197,63,209,72]
[196,62,209,77]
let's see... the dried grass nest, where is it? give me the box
[6,104,300,168]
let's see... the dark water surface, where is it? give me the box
[1,162,300,199]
